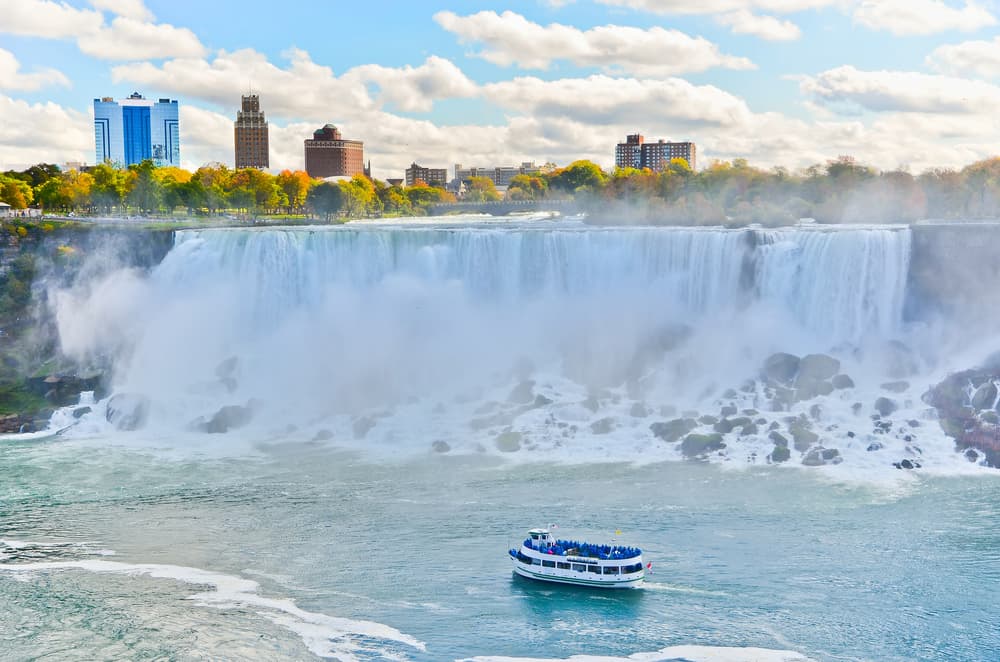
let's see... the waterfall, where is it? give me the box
[156,224,910,344]
[53,221,914,430]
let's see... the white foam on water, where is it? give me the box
[459,645,816,662]
[0,559,425,660]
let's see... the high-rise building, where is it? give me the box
[405,162,447,187]
[94,92,180,167]
[615,134,644,169]
[304,124,365,178]
[614,134,696,172]
[234,94,269,169]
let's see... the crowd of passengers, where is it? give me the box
[523,538,640,559]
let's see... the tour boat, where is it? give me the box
[509,528,645,589]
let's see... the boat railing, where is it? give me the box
[522,538,641,560]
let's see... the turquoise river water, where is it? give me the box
[1,438,998,661]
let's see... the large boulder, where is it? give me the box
[105,393,150,431]
[802,447,841,466]
[495,431,522,452]
[763,353,800,385]
[797,354,841,383]
[650,418,697,443]
[789,419,818,451]
[874,397,898,417]
[713,416,752,434]
[971,382,998,410]
[195,403,255,434]
[832,374,855,390]
[680,433,726,458]
[770,445,791,463]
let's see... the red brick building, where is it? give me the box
[234,94,269,169]
[304,124,365,178]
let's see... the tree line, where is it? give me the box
[0,160,458,220]
[505,156,1000,225]
[3,155,1000,224]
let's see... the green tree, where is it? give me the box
[307,182,344,220]
[89,162,130,212]
[126,159,163,213]
[547,160,607,194]
[0,176,33,209]
[276,170,312,213]
[507,174,547,200]
[463,176,500,202]
[339,175,379,216]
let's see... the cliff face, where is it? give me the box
[907,222,1000,329]
[0,223,175,427]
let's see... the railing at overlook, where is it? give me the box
[427,199,576,216]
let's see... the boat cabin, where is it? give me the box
[527,528,553,547]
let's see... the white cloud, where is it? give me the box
[0,94,91,168]
[0,0,205,61]
[0,48,69,91]
[113,48,373,121]
[483,75,753,128]
[596,0,840,15]
[928,36,1000,77]
[800,65,1000,114]
[853,0,996,35]
[716,10,802,40]
[112,49,475,120]
[434,10,754,75]
[344,57,478,113]
[0,0,104,39]
[77,16,207,60]
[596,0,997,37]
[90,0,154,21]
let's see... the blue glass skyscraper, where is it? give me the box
[94,92,180,167]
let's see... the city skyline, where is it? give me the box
[2,1,1000,179]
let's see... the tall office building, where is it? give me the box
[614,134,696,172]
[304,124,365,178]
[94,92,180,167]
[234,94,269,169]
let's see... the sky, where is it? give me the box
[1,0,999,179]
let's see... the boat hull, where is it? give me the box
[511,561,644,589]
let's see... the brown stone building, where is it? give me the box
[234,94,269,169]
[304,124,365,178]
[615,133,696,171]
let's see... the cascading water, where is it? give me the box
[50,219,947,470]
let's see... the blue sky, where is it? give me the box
[2,0,999,177]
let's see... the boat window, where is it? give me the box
[603,566,620,575]
[588,565,600,574]
[557,562,570,570]
[516,552,533,564]
[542,560,555,568]
[572,563,586,572]
[532,558,541,565]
